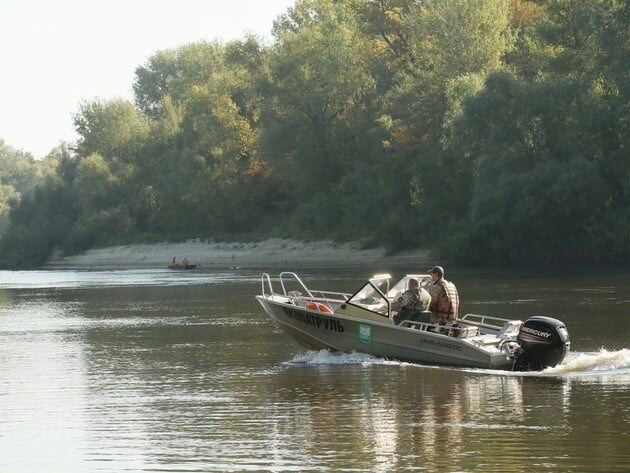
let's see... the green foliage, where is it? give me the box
[0,174,76,268]
[445,37,628,263]
[74,99,149,165]
[0,139,58,236]
[265,0,376,192]
[1,0,628,268]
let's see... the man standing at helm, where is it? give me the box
[427,266,460,324]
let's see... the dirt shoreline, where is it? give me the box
[45,238,433,270]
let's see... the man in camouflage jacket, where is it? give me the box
[392,278,431,325]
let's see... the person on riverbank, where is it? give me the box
[428,266,459,324]
[392,278,431,325]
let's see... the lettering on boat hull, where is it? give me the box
[282,307,345,333]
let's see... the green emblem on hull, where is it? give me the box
[358,323,372,345]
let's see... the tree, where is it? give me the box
[262,0,378,235]
[133,41,226,118]
[0,139,46,235]
[74,98,149,166]
[0,173,76,268]
[133,38,275,236]
[447,60,627,263]
[378,0,514,244]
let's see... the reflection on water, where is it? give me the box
[286,348,630,472]
[0,269,628,472]
[0,269,258,289]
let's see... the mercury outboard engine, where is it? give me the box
[514,316,570,371]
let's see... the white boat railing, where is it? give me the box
[460,313,515,330]
[261,272,350,305]
[261,273,274,298]
[308,289,351,301]
[279,272,314,299]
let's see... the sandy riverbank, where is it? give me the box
[45,238,434,270]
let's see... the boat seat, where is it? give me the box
[496,320,522,338]
[455,326,480,339]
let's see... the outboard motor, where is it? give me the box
[514,316,570,371]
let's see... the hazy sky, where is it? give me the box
[0,0,295,157]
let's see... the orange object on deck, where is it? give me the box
[306,302,333,313]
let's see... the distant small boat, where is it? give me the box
[168,264,198,270]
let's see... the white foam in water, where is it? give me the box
[286,349,390,366]
[543,348,630,375]
[286,348,630,379]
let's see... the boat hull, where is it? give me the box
[168,264,198,270]
[257,296,514,370]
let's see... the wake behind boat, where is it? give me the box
[256,272,570,371]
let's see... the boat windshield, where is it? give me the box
[387,274,431,299]
[347,280,389,316]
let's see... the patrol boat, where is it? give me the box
[256,272,570,371]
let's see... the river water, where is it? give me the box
[0,267,628,472]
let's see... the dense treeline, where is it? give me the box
[0,0,628,268]
[0,140,58,238]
